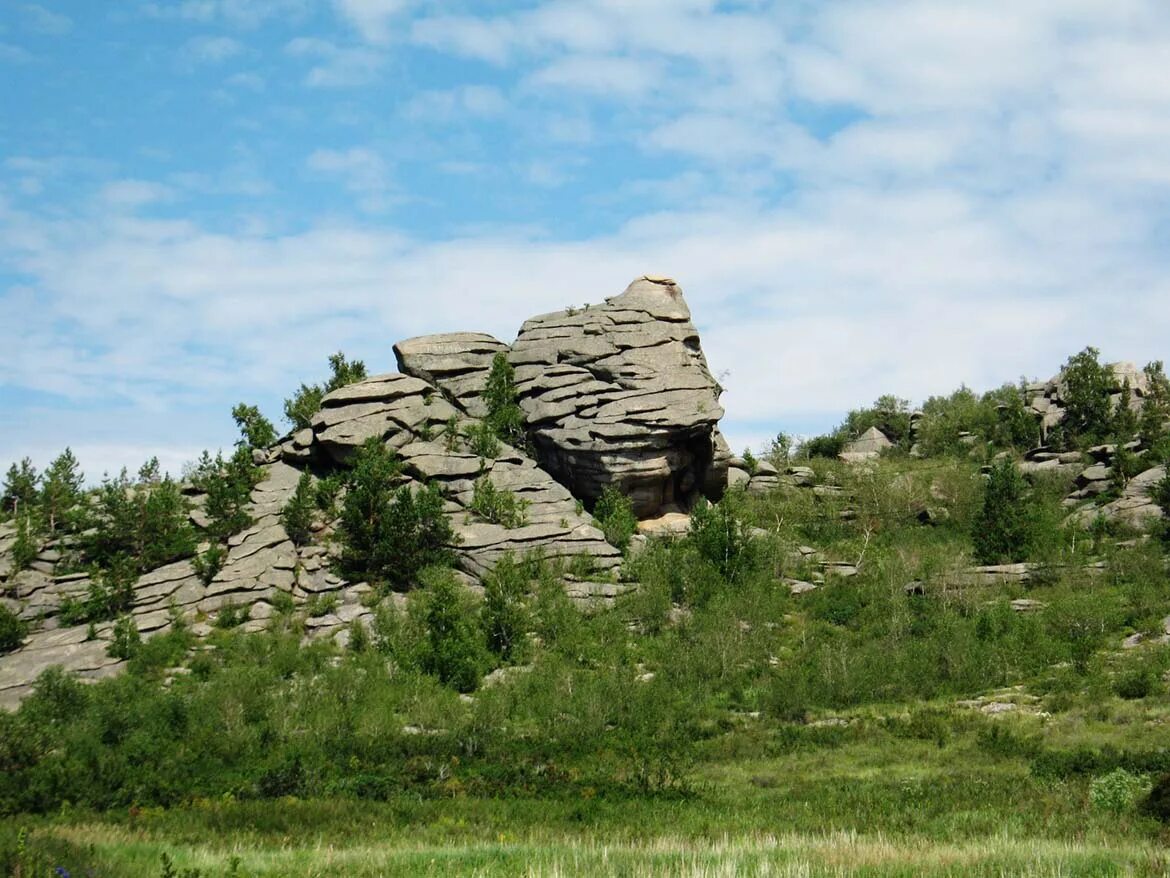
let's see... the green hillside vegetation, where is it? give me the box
[2,347,1170,876]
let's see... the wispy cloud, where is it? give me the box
[332,0,410,46]
[285,36,383,87]
[180,34,244,66]
[21,4,72,36]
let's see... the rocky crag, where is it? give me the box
[0,276,727,707]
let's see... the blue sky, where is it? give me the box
[2,0,1170,479]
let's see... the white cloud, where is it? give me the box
[401,85,508,121]
[285,37,384,87]
[332,0,410,45]
[99,180,175,208]
[306,147,394,212]
[21,4,72,35]
[0,42,33,63]
[140,0,308,29]
[180,35,244,66]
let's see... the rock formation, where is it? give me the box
[509,276,725,516]
[0,276,723,706]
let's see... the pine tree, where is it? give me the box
[232,403,278,450]
[2,459,39,516]
[281,471,316,546]
[483,352,525,447]
[1060,347,1114,445]
[41,448,83,534]
[973,458,1032,564]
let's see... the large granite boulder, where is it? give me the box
[393,332,509,418]
[509,276,725,517]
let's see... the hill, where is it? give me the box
[1,276,1169,876]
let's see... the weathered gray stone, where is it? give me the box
[840,427,893,463]
[394,332,509,418]
[510,276,725,517]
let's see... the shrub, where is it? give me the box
[281,471,316,546]
[1115,669,1156,700]
[469,476,529,528]
[305,593,338,617]
[1089,768,1148,814]
[231,403,278,450]
[972,458,1032,564]
[10,514,38,573]
[802,433,845,459]
[191,448,260,540]
[107,615,141,660]
[213,602,250,629]
[283,352,367,429]
[79,468,196,573]
[593,485,637,551]
[463,421,501,459]
[482,554,530,663]
[0,605,27,653]
[1143,773,1170,822]
[688,491,758,584]
[483,352,525,447]
[338,438,457,587]
[416,566,488,692]
[741,449,759,476]
[191,543,226,586]
[314,474,343,518]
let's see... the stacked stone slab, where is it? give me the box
[509,276,726,517]
[393,332,509,419]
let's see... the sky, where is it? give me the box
[2,0,1170,481]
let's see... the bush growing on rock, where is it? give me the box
[191,448,261,540]
[231,402,277,450]
[0,605,27,653]
[483,352,525,448]
[107,615,141,660]
[283,352,368,429]
[78,469,196,574]
[191,543,226,586]
[281,471,317,546]
[338,438,456,588]
[593,485,637,551]
[481,553,530,663]
[469,476,529,529]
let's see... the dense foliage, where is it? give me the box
[284,352,368,430]
[336,438,456,587]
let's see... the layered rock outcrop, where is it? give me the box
[509,276,725,516]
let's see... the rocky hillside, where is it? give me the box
[0,276,729,707]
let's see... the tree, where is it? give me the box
[688,490,758,585]
[192,448,259,539]
[1,459,39,516]
[10,513,39,573]
[973,458,1032,565]
[78,469,196,574]
[283,352,368,429]
[338,438,456,587]
[481,553,530,663]
[0,604,27,653]
[40,448,83,534]
[232,403,278,450]
[281,471,316,546]
[1060,347,1114,444]
[416,566,488,692]
[483,352,525,447]
[593,485,637,551]
[1140,361,1170,452]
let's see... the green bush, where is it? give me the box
[1114,669,1156,700]
[1,458,38,516]
[972,458,1032,564]
[190,447,260,540]
[231,402,278,450]
[593,485,637,551]
[79,467,196,574]
[284,352,368,429]
[305,594,339,617]
[338,438,457,587]
[416,566,489,692]
[192,543,226,586]
[469,476,529,528]
[483,352,526,448]
[0,605,27,653]
[1089,768,1148,814]
[463,421,501,459]
[1143,773,1170,822]
[688,491,758,585]
[214,601,251,629]
[481,554,530,663]
[9,514,38,573]
[107,614,141,660]
[281,471,317,546]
